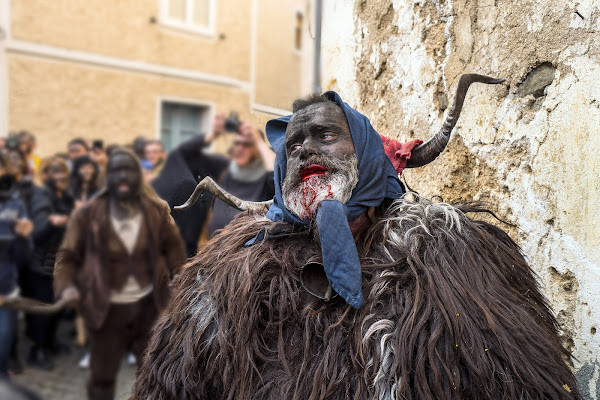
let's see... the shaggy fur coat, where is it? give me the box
[132,195,579,400]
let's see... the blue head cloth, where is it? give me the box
[265,91,404,308]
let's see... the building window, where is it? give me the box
[295,11,303,51]
[160,102,210,151]
[161,0,215,36]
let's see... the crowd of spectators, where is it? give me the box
[0,113,275,395]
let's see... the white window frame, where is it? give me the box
[156,96,215,150]
[159,0,217,38]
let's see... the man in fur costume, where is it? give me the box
[132,75,580,399]
[54,148,186,400]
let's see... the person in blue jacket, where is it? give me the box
[0,150,33,378]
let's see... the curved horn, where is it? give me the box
[406,74,505,168]
[1,296,73,315]
[174,176,273,213]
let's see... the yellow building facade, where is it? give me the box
[0,0,314,154]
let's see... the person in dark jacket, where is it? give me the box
[207,120,275,236]
[5,149,48,374]
[6,149,42,218]
[0,151,33,378]
[68,155,100,208]
[22,156,74,370]
[152,114,230,257]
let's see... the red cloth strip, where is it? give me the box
[379,135,423,176]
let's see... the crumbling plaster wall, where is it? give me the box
[323,0,600,397]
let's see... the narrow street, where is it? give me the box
[10,320,137,400]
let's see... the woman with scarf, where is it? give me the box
[206,119,275,237]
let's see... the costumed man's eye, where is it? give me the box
[322,133,336,141]
[290,144,302,154]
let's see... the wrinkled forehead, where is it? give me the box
[286,102,349,135]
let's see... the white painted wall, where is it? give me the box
[323,1,600,397]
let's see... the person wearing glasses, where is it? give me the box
[206,118,275,237]
[153,113,275,256]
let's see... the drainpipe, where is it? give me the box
[313,0,322,94]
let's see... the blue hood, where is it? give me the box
[264,91,404,308]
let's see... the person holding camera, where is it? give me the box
[206,116,275,236]
[152,113,230,257]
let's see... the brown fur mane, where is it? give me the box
[132,195,579,400]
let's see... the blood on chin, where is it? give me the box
[285,174,334,220]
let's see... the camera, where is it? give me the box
[224,111,240,133]
[92,139,104,150]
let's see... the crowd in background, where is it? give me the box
[0,112,275,392]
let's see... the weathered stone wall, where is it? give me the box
[323,1,600,397]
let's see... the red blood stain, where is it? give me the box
[301,181,318,216]
[326,184,333,197]
[299,178,334,217]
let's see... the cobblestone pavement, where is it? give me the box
[10,318,137,400]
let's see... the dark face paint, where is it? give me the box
[106,153,141,200]
[284,102,355,177]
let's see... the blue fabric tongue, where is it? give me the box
[316,200,364,308]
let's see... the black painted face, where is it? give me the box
[282,102,359,219]
[106,153,141,200]
[285,102,355,176]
